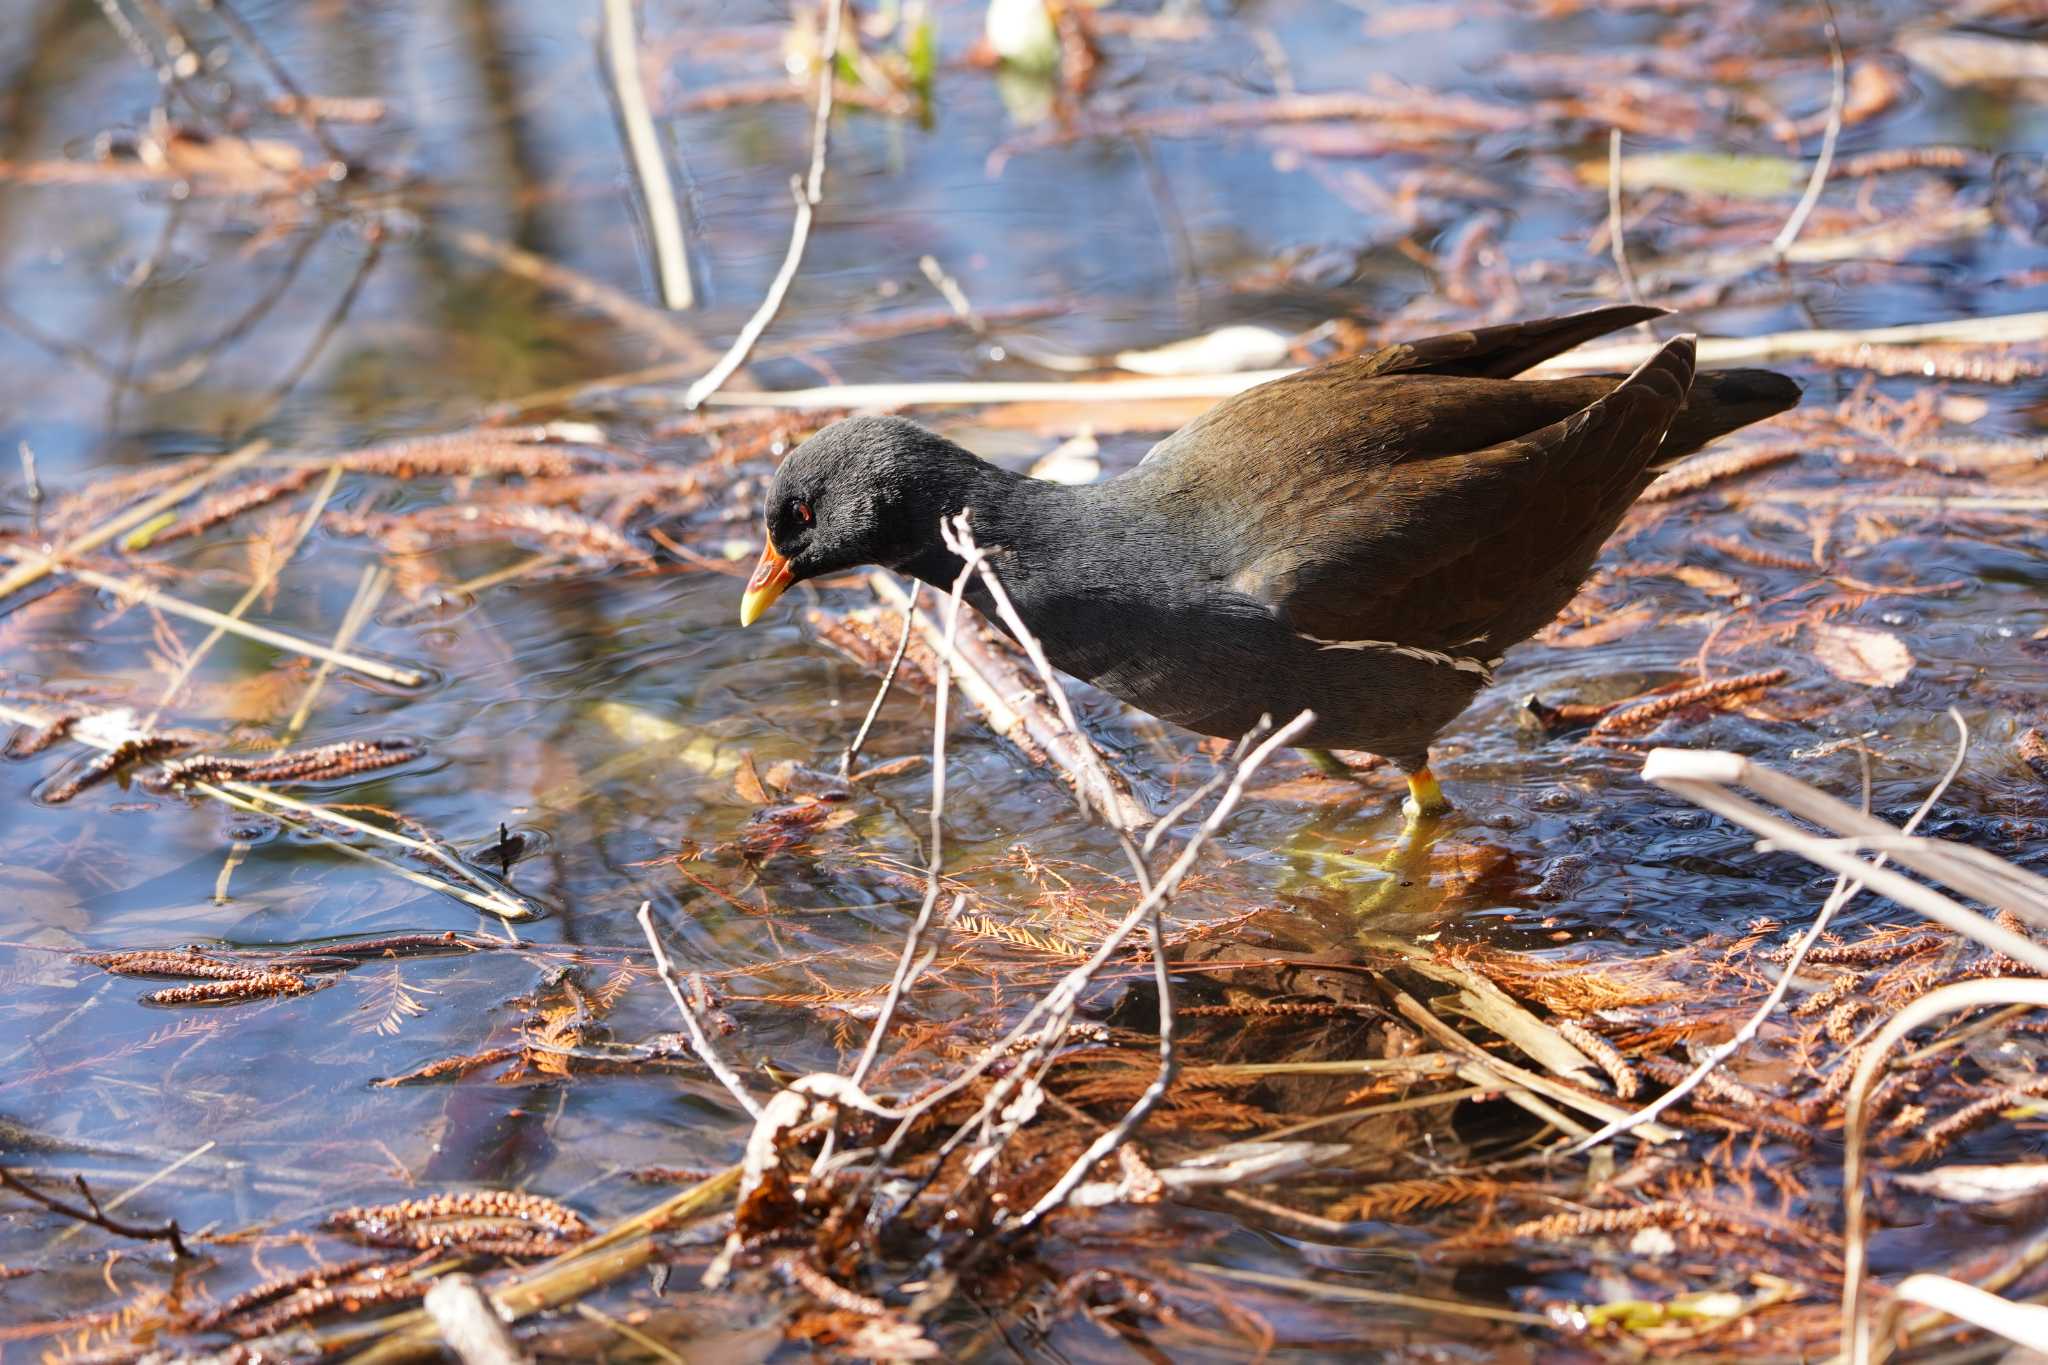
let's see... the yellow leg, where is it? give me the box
[1304,747,1360,779]
[1403,767,1450,821]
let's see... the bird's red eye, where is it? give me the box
[794,501,813,524]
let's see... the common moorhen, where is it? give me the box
[739,306,1797,815]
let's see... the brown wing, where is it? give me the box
[1228,335,1697,653]
[1341,304,1667,380]
[1140,306,1665,475]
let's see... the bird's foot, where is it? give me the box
[1400,767,1452,823]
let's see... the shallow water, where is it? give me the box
[2,0,2046,1357]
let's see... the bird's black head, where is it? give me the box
[739,415,982,625]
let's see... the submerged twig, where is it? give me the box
[0,546,421,686]
[0,1166,190,1258]
[144,462,343,727]
[1606,129,1645,308]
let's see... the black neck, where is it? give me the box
[894,457,1073,593]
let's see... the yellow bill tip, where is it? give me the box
[738,541,794,627]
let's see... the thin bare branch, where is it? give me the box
[1773,0,1846,261]
[683,0,842,408]
[838,577,921,781]
[636,900,764,1121]
[1607,128,1645,307]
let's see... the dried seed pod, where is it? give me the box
[1826,996,1877,1045]
[1694,533,1813,572]
[373,1046,521,1088]
[1558,1019,1638,1099]
[230,1277,429,1338]
[1910,1074,2048,1161]
[275,931,480,963]
[327,1190,591,1240]
[338,426,605,480]
[337,505,651,567]
[1504,1201,1699,1243]
[187,1253,403,1330]
[779,1255,891,1317]
[80,950,269,981]
[1589,669,1790,740]
[2020,729,2048,784]
[1641,444,1798,502]
[148,737,422,790]
[1832,145,1981,177]
[143,973,307,1005]
[151,466,325,544]
[1794,972,1863,1018]
[6,711,80,757]
[45,732,201,804]
[1798,934,1941,967]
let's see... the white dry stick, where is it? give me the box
[1841,979,2048,1364]
[1607,129,1646,308]
[919,255,986,335]
[1890,1274,2048,1358]
[838,577,922,780]
[217,564,390,906]
[1012,711,1315,1228]
[423,1274,528,1365]
[18,440,40,506]
[602,0,693,311]
[1562,728,1964,1157]
[682,0,842,408]
[848,554,979,1091]
[693,309,2048,412]
[940,513,1200,1217]
[940,514,1152,838]
[1773,0,1846,262]
[636,899,765,1120]
[1646,752,2048,974]
[0,698,534,921]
